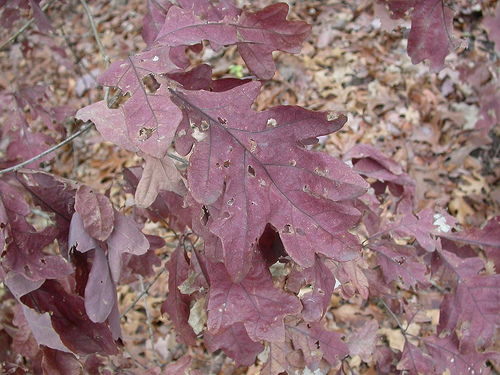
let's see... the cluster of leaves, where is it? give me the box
[0,0,499,374]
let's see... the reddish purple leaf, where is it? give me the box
[84,247,115,323]
[407,0,456,72]
[19,170,78,256]
[346,320,378,362]
[484,2,500,53]
[438,215,500,270]
[142,0,173,47]
[205,323,264,367]
[121,249,162,280]
[285,319,349,368]
[260,342,294,375]
[135,153,186,208]
[161,245,197,345]
[21,280,118,356]
[432,249,500,352]
[335,256,369,300]
[40,346,82,375]
[177,0,240,21]
[475,83,500,134]
[397,341,437,374]
[107,210,150,283]
[0,180,73,281]
[172,82,368,281]
[344,143,415,191]
[162,355,193,375]
[76,100,139,153]
[107,297,122,341]
[69,212,97,253]
[97,49,180,93]
[75,185,114,241]
[154,3,311,79]
[6,129,55,167]
[287,256,338,322]
[28,0,54,34]
[77,87,182,159]
[206,253,301,342]
[167,63,252,92]
[439,215,500,249]
[371,243,430,289]
[423,333,500,375]
[12,305,40,358]
[382,199,438,252]
[20,305,70,353]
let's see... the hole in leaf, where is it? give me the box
[138,127,156,142]
[290,160,296,166]
[24,266,32,276]
[249,139,257,153]
[201,205,210,225]
[227,197,235,206]
[218,117,227,124]
[267,118,277,127]
[248,165,256,177]
[142,74,160,94]
[314,167,329,177]
[223,160,230,168]
[40,258,47,265]
[228,146,233,152]
[327,111,338,121]
[201,120,210,131]
[282,224,293,234]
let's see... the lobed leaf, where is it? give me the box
[371,243,430,289]
[0,180,73,281]
[205,322,264,367]
[154,3,311,79]
[135,152,186,208]
[206,252,301,342]
[407,0,456,72]
[424,333,500,375]
[107,210,150,283]
[161,245,197,345]
[287,256,338,322]
[433,248,500,352]
[172,82,368,281]
[21,280,118,356]
[285,319,349,368]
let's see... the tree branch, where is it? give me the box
[0,121,94,175]
[0,1,53,52]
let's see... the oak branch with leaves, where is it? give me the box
[0,0,499,374]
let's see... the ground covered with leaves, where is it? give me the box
[0,0,499,374]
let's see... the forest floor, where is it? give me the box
[0,0,499,374]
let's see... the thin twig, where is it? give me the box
[377,297,407,333]
[120,269,165,319]
[0,1,52,52]
[0,121,94,175]
[139,275,159,366]
[167,152,189,166]
[79,0,110,102]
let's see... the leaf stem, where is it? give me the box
[0,1,53,52]
[0,121,94,175]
